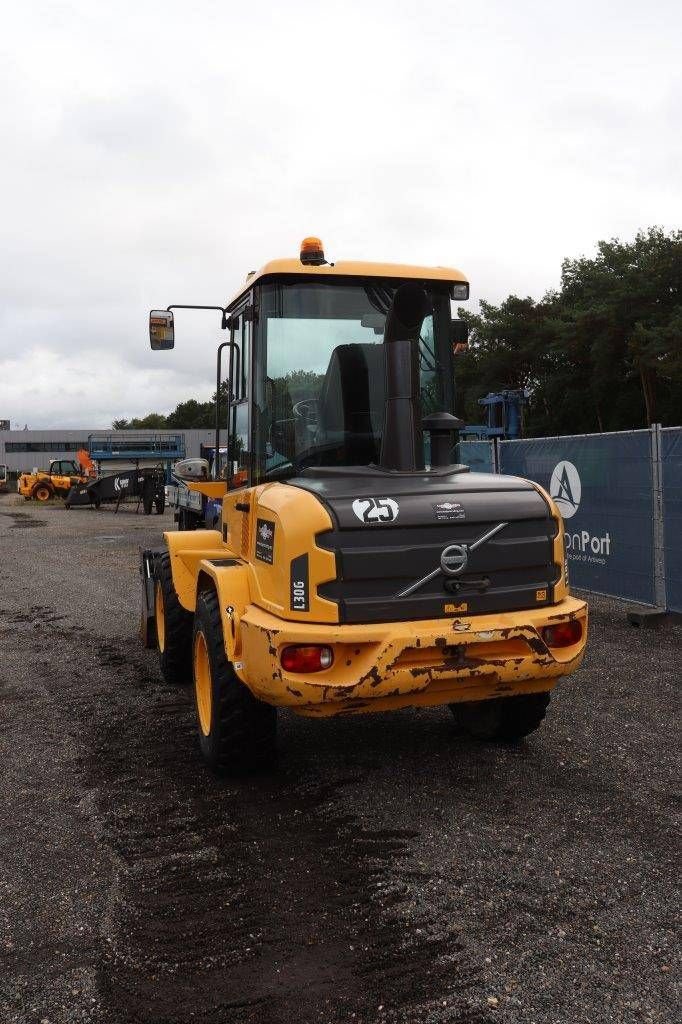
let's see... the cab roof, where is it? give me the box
[227,256,469,310]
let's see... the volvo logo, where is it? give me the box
[396,521,509,598]
[440,544,468,576]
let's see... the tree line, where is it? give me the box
[456,227,681,435]
[114,228,681,436]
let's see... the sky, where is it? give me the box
[0,0,680,428]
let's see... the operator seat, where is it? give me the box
[316,343,386,464]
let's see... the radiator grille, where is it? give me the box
[317,517,558,623]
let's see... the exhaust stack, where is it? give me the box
[379,283,430,472]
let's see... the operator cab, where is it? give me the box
[256,275,457,479]
[49,460,80,477]
[150,239,470,487]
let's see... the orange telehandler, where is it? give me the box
[18,450,96,502]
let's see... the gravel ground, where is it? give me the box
[0,495,679,1024]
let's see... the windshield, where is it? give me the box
[252,278,452,480]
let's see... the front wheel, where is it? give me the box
[32,483,53,502]
[450,692,550,742]
[193,588,276,773]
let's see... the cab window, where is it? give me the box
[228,304,252,484]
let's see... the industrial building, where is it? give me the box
[0,429,218,477]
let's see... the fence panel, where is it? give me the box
[662,427,682,613]
[499,432,655,605]
[456,440,494,474]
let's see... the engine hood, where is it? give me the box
[288,467,559,623]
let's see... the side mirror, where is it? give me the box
[149,310,174,350]
[451,318,469,354]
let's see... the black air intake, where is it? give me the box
[379,283,429,472]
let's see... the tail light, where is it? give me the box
[541,620,583,649]
[280,644,333,673]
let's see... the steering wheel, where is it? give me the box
[292,398,319,426]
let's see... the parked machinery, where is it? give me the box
[18,451,95,502]
[141,238,587,773]
[65,466,166,513]
[459,389,531,441]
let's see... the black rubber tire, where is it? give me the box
[193,588,276,773]
[450,692,550,742]
[155,495,165,515]
[143,499,153,515]
[178,508,197,531]
[154,551,193,685]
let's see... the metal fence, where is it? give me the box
[456,440,495,474]
[661,428,682,613]
[455,425,682,612]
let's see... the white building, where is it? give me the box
[0,429,218,475]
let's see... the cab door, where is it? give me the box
[228,299,253,488]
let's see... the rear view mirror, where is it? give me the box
[451,318,469,354]
[360,312,386,334]
[149,310,175,350]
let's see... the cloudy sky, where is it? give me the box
[1,0,680,428]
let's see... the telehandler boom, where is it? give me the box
[142,238,587,772]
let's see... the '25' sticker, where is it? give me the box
[352,497,399,524]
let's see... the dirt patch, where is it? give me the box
[0,512,679,1024]
[0,510,47,528]
[83,635,488,1024]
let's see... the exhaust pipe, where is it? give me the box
[379,283,430,472]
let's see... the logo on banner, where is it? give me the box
[550,460,581,519]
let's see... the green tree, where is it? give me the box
[166,399,215,429]
[457,227,682,435]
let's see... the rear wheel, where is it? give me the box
[178,508,197,531]
[33,483,53,502]
[154,552,193,685]
[193,588,276,773]
[450,692,550,742]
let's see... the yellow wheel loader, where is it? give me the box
[141,238,587,772]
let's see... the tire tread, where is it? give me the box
[194,588,276,772]
[155,551,193,685]
[451,692,550,742]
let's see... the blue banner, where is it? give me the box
[500,432,655,605]
[662,428,682,613]
[457,440,494,474]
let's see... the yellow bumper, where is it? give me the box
[238,597,588,717]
